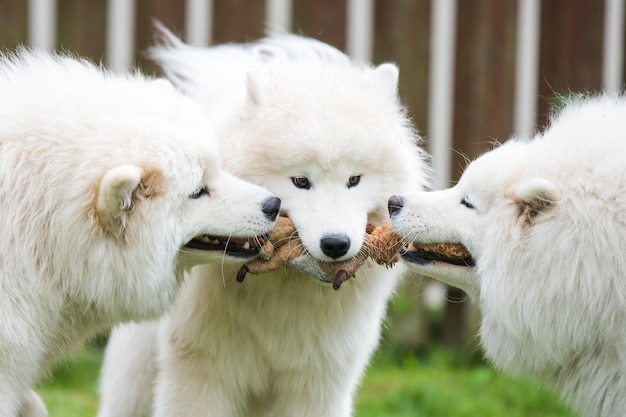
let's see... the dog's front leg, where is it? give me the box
[152,350,248,417]
[264,385,354,417]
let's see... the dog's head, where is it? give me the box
[222,63,430,282]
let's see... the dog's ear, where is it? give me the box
[95,165,165,238]
[374,63,399,98]
[151,78,175,92]
[514,178,561,226]
[246,67,265,106]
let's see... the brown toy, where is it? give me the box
[412,242,472,261]
[236,216,403,289]
[236,216,472,289]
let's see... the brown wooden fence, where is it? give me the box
[1,0,619,180]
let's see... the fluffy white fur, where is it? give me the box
[0,50,278,417]
[97,32,431,417]
[390,94,626,417]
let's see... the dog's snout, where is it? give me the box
[387,195,404,217]
[320,235,351,259]
[261,197,281,221]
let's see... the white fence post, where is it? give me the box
[28,0,57,51]
[603,0,625,93]
[186,0,213,46]
[266,0,292,33]
[428,0,457,190]
[513,0,541,138]
[106,0,136,72]
[346,0,374,62]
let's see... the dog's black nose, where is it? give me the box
[387,195,404,217]
[320,235,350,259]
[261,197,281,221]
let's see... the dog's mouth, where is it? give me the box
[184,234,268,257]
[401,242,475,267]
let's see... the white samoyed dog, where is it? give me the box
[389,94,626,417]
[97,32,431,417]
[0,50,280,417]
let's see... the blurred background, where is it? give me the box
[1,0,619,415]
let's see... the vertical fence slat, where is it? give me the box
[186,0,213,46]
[603,0,625,92]
[266,0,292,33]
[428,0,457,190]
[513,0,540,138]
[346,0,374,61]
[106,0,136,72]
[28,0,57,51]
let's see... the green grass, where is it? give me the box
[37,349,101,416]
[36,347,578,417]
[355,349,577,417]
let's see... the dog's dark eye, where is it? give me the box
[347,175,361,188]
[190,186,210,199]
[292,176,311,190]
[461,196,474,209]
